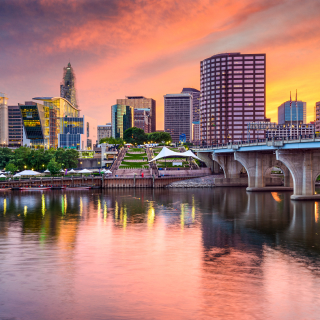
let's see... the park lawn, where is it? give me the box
[157,162,189,168]
[119,161,149,169]
[123,153,147,160]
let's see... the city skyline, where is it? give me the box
[1,0,320,129]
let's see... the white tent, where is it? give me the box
[149,147,202,162]
[78,169,92,174]
[44,169,50,173]
[18,170,41,176]
[104,170,112,174]
[0,174,6,178]
[13,173,21,178]
[68,169,76,173]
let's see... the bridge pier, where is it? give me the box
[213,153,243,179]
[196,152,221,174]
[276,150,320,200]
[234,152,292,191]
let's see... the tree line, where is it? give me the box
[100,128,172,146]
[0,147,79,173]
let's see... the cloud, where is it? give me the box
[1,0,320,128]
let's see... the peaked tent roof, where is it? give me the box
[18,170,41,176]
[149,147,202,162]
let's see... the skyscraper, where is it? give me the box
[60,62,79,109]
[0,93,8,146]
[116,96,156,132]
[164,93,193,143]
[200,52,266,144]
[278,100,306,125]
[181,88,200,121]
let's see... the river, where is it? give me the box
[0,188,320,319]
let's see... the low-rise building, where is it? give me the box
[266,123,314,138]
[315,101,320,133]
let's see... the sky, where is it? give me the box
[1,0,320,129]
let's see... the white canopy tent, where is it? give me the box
[18,170,41,176]
[13,173,21,178]
[104,170,112,174]
[78,169,92,174]
[149,147,202,162]
[44,169,50,173]
[68,169,76,173]
[0,174,6,178]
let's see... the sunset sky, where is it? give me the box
[1,0,320,129]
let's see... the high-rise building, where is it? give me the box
[0,93,8,146]
[60,62,79,109]
[315,101,320,133]
[278,100,306,125]
[164,93,193,143]
[8,105,23,147]
[200,52,266,144]
[116,96,156,132]
[181,88,200,122]
[97,123,112,142]
[111,104,134,139]
[134,108,151,133]
[19,97,79,148]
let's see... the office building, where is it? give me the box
[8,105,23,147]
[116,96,156,132]
[266,123,314,138]
[134,108,151,132]
[58,115,97,150]
[164,93,193,143]
[315,101,320,133]
[19,97,79,148]
[192,121,200,143]
[97,123,112,142]
[60,62,79,109]
[111,104,134,139]
[278,100,306,125]
[0,93,8,146]
[200,52,266,144]
[182,88,200,122]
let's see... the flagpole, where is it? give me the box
[296,89,298,138]
[290,91,292,137]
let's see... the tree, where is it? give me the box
[100,137,124,146]
[5,162,17,174]
[0,148,14,169]
[47,158,61,176]
[64,149,79,168]
[124,127,147,145]
[12,147,31,171]
[147,132,172,144]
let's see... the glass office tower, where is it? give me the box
[19,97,79,148]
[200,52,266,144]
[278,101,306,125]
[111,104,134,139]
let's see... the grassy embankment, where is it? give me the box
[119,148,149,169]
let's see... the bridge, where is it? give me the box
[192,135,320,200]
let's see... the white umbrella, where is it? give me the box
[0,174,6,178]
[18,170,41,176]
[44,169,50,173]
[78,169,92,174]
[13,173,21,178]
[105,170,112,174]
[60,169,65,173]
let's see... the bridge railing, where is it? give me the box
[192,134,320,151]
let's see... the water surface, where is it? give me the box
[0,188,320,319]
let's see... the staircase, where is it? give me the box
[178,146,199,170]
[110,147,127,172]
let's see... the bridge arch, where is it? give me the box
[213,153,244,179]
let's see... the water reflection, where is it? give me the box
[0,188,320,319]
